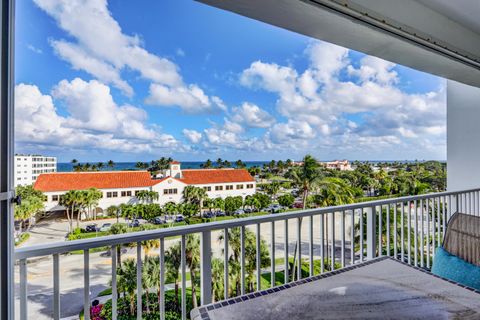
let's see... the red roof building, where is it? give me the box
[34,171,158,192]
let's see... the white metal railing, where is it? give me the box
[14,188,480,320]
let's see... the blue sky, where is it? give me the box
[15,0,446,162]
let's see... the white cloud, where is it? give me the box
[230,102,275,128]
[183,129,202,144]
[15,80,180,154]
[176,48,185,57]
[27,44,42,54]
[34,0,226,114]
[237,40,446,157]
[145,83,225,114]
[240,61,297,95]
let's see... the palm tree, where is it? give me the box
[166,242,181,311]
[223,160,232,168]
[218,228,269,295]
[140,225,160,260]
[201,159,213,169]
[85,188,102,220]
[235,160,246,168]
[107,160,115,168]
[186,234,200,308]
[60,190,84,231]
[289,155,322,279]
[71,159,78,165]
[266,181,281,200]
[216,158,223,168]
[97,162,104,170]
[136,190,159,204]
[182,186,207,217]
[117,259,137,315]
[144,256,162,311]
[211,258,224,302]
[110,223,127,267]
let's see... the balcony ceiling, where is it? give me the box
[418,0,480,34]
[197,0,480,88]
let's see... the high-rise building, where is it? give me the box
[15,154,57,186]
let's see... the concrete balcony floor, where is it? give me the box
[192,257,480,320]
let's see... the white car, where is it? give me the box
[99,223,112,232]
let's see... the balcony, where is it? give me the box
[14,188,480,319]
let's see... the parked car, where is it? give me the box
[264,204,283,213]
[152,217,165,225]
[215,210,225,217]
[233,209,245,215]
[85,224,98,232]
[128,219,140,228]
[99,223,111,232]
[293,202,304,209]
[244,208,252,214]
[202,211,214,218]
[174,215,184,222]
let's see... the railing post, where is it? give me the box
[366,207,376,260]
[201,231,212,305]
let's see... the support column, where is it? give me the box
[0,1,15,319]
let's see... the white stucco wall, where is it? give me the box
[152,178,186,205]
[43,179,257,211]
[447,80,480,191]
[43,186,150,211]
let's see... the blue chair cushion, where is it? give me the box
[431,246,480,290]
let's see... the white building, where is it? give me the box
[34,161,256,212]
[15,154,57,187]
[321,160,352,171]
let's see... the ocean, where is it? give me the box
[57,161,271,172]
[56,160,438,172]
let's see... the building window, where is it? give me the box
[112,192,118,197]
[236,184,244,190]
[226,185,233,190]
[203,186,211,191]
[52,195,59,201]
[164,188,178,195]
[107,192,113,198]
[121,191,132,197]
[246,184,254,189]
[215,186,223,191]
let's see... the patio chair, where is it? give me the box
[443,212,480,267]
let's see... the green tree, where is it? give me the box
[136,190,159,204]
[254,193,271,210]
[166,241,181,311]
[110,223,128,267]
[278,194,295,208]
[201,159,213,168]
[117,259,137,315]
[265,181,281,200]
[224,196,243,214]
[186,234,200,308]
[211,258,224,302]
[14,185,46,231]
[289,155,322,279]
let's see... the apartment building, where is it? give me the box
[15,154,57,186]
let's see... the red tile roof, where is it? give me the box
[171,161,181,164]
[34,169,255,192]
[180,169,254,185]
[34,171,157,192]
